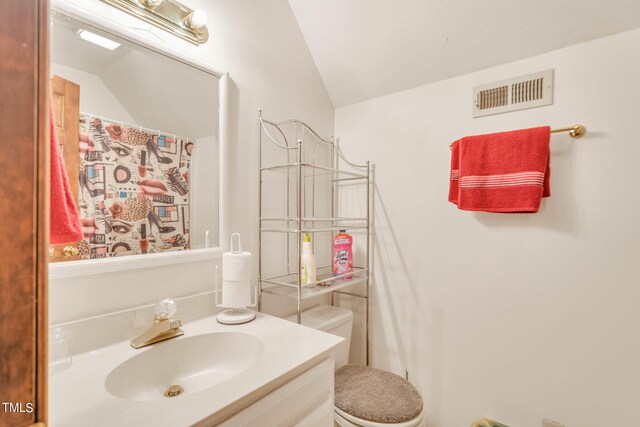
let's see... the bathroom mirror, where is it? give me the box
[48,1,227,268]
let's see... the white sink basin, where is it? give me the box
[104,332,263,401]
[50,313,343,426]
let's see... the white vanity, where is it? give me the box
[49,312,342,426]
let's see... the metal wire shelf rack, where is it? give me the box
[257,109,371,365]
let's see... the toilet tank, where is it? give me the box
[286,305,353,369]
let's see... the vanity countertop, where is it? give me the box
[49,312,342,426]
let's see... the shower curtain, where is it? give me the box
[77,114,193,259]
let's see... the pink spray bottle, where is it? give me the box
[332,230,353,279]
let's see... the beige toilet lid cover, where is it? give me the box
[335,364,423,423]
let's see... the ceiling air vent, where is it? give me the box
[473,69,554,118]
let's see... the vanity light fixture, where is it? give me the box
[100,0,209,45]
[77,29,122,50]
[186,9,208,31]
[142,0,163,7]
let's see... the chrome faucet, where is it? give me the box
[130,298,184,349]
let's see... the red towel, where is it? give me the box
[50,100,83,244]
[449,126,551,213]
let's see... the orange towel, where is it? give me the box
[449,127,551,213]
[50,100,83,244]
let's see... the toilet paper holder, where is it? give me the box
[215,233,257,325]
[214,265,258,308]
[230,232,241,253]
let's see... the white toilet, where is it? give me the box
[287,305,424,427]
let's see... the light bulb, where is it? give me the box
[187,9,208,30]
[143,0,163,7]
[77,29,121,50]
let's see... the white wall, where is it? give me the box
[49,0,334,324]
[189,0,336,308]
[51,62,137,124]
[335,28,640,427]
[190,136,219,249]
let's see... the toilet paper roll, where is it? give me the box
[221,280,252,308]
[222,250,252,282]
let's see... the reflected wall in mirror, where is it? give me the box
[49,11,219,262]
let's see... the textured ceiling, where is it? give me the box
[288,0,640,107]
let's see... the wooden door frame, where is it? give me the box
[36,0,50,422]
[0,0,49,425]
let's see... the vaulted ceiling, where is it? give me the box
[288,0,640,107]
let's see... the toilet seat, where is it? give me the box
[334,406,424,427]
[334,365,424,427]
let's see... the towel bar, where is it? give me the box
[449,124,586,149]
[550,124,586,138]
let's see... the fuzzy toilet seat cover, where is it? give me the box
[335,364,423,424]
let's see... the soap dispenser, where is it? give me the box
[301,232,317,286]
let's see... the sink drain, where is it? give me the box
[164,384,184,398]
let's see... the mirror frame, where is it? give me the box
[49,0,229,279]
